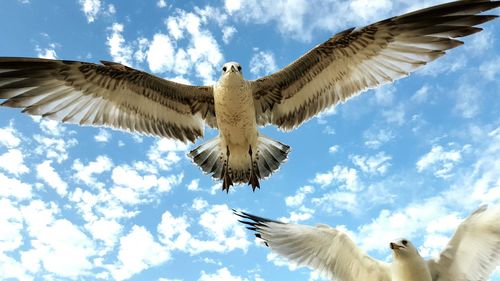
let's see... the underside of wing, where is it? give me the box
[428,205,500,281]
[0,58,216,142]
[252,0,500,130]
[235,210,391,281]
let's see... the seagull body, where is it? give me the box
[0,0,499,191]
[211,62,264,190]
[235,205,500,281]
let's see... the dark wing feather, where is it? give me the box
[252,0,500,130]
[0,58,216,142]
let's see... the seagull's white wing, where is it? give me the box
[0,58,216,142]
[252,0,500,130]
[428,205,500,281]
[235,211,391,281]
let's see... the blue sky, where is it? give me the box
[0,0,499,280]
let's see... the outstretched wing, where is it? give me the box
[252,0,500,130]
[428,205,500,281]
[0,58,216,142]
[235,211,391,281]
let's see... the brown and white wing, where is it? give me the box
[0,58,216,142]
[235,211,391,281]
[252,0,500,130]
[428,205,500,281]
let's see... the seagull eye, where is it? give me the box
[402,240,408,246]
[237,65,242,71]
[222,66,227,72]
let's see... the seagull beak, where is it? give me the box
[230,65,236,72]
[390,242,402,250]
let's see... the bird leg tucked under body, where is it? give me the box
[222,145,233,193]
[248,145,260,191]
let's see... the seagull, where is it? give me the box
[235,205,500,281]
[0,1,499,192]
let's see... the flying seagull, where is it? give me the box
[0,1,499,192]
[235,205,500,281]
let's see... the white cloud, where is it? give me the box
[357,198,449,253]
[363,128,394,149]
[0,199,23,252]
[157,0,167,8]
[0,173,32,200]
[349,0,392,22]
[480,55,500,81]
[94,129,112,143]
[224,0,309,40]
[351,152,391,175]
[25,218,96,278]
[223,0,442,41]
[328,145,339,154]
[372,84,395,106]
[165,10,225,84]
[0,124,21,148]
[133,37,150,63]
[34,134,78,164]
[79,0,102,23]
[39,119,66,137]
[192,198,208,210]
[157,211,192,251]
[107,23,134,66]
[36,160,68,197]
[72,155,113,186]
[0,253,31,280]
[85,219,123,249]
[147,33,176,73]
[312,191,359,214]
[198,267,248,281]
[416,145,464,179]
[279,206,315,223]
[249,50,277,77]
[111,165,183,204]
[107,4,116,14]
[147,138,190,171]
[312,165,360,191]
[382,103,405,125]
[110,225,170,281]
[158,204,250,255]
[465,30,494,55]
[225,0,242,13]
[0,149,29,176]
[35,44,57,59]
[222,26,237,44]
[187,178,200,191]
[454,83,481,119]
[189,204,250,254]
[285,185,314,207]
[418,53,466,77]
[411,84,431,104]
[21,199,59,236]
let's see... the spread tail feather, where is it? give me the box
[255,134,290,179]
[188,135,290,192]
[188,137,225,180]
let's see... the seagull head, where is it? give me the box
[390,238,418,258]
[221,61,243,76]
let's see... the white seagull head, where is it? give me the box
[390,238,418,258]
[221,61,242,76]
